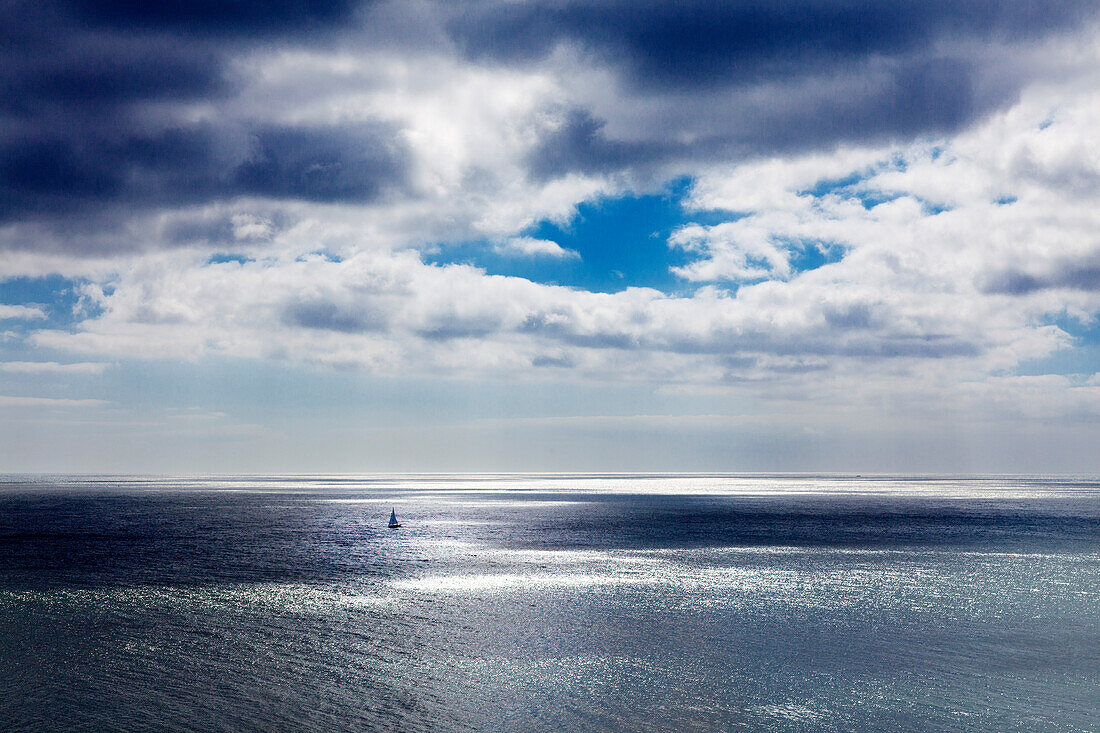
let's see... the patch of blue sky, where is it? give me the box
[0,275,91,328]
[803,153,908,193]
[207,253,253,265]
[1050,314,1100,346]
[798,171,867,198]
[796,162,924,211]
[804,179,951,215]
[0,276,111,369]
[1016,345,1100,378]
[854,191,907,210]
[1015,315,1100,376]
[207,251,342,267]
[425,178,731,295]
[297,250,343,263]
[786,238,847,273]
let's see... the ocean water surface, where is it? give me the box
[1,474,1098,731]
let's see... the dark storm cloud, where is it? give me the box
[233,125,408,203]
[756,57,979,146]
[0,123,409,222]
[66,0,361,35]
[528,58,979,178]
[1,41,224,115]
[463,0,1096,177]
[527,110,679,179]
[4,0,1097,233]
[1,0,406,228]
[1,0,364,114]
[448,0,1094,90]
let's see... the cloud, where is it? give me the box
[0,395,108,407]
[669,223,800,282]
[0,0,408,230]
[983,257,1100,294]
[524,108,671,180]
[3,0,1093,246]
[230,124,409,203]
[19,58,1098,422]
[493,237,579,259]
[282,299,388,334]
[0,304,47,320]
[24,236,1052,381]
[0,361,109,374]
[676,72,1100,313]
[66,0,364,35]
[447,0,1095,89]
[449,0,1099,177]
[0,121,410,224]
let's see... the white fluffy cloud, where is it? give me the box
[0,304,47,320]
[493,237,579,259]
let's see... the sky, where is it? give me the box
[2,0,1100,473]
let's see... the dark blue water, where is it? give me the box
[1,474,1098,731]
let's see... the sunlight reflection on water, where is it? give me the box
[1,473,1098,731]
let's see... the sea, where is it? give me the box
[1,474,1098,732]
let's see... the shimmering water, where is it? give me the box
[1,474,1098,731]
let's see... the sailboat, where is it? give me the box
[387,508,401,528]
